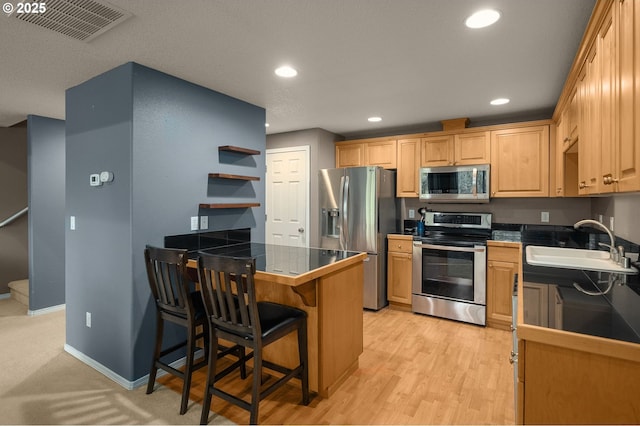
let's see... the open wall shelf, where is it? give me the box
[199,203,261,209]
[208,173,260,181]
[218,145,261,156]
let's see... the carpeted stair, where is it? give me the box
[8,279,28,307]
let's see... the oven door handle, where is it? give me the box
[415,242,485,253]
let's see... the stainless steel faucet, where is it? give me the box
[573,219,622,264]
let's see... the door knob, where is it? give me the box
[298,227,304,233]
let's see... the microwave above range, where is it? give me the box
[419,164,490,203]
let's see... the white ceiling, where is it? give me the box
[0,0,596,138]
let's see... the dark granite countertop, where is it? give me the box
[486,223,640,344]
[198,242,363,278]
[523,263,640,344]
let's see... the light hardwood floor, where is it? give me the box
[159,308,515,425]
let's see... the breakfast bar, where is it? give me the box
[186,243,367,398]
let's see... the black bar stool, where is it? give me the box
[143,245,209,415]
[197,253,310,425]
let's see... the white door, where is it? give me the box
[265,146,309,247]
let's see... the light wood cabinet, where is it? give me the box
[487,241,521,330]
[521,282,549,327]
[335,142,363,168]
[387,234,413,309]
[557,0,640,195]
[615,0,640,192]
[490,125,550,197]
[518,338,640,424]
[420,131,490,167]
[554,113,579,197]
[335,138,397,169]
[396,138,420,197]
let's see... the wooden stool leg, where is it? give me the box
[146,315,164,395]
[298,320,310,405]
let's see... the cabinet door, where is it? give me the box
[599,7,616,193]
[365,140,397,169]
[387,251,412,305]
[487,260,516,327]
[617,0,640,192]
[554,118,565,197]
[454,131,490,165]
[579,45,601,194]
[396,138,420,197]
[522,282,549,327]
[421,135,453,166]
[490,125,550,197]
[336,143,364,168]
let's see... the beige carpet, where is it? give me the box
[0,298,233,425]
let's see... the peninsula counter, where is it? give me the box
[187,243,367,398]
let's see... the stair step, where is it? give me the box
[8,279,28,307]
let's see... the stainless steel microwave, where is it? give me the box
[419,164,490,203]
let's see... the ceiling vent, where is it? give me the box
[10,0,132,42]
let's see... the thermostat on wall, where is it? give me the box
[89,173,101,186]
[100,171,114,183]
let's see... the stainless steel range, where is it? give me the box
[412,211,492,326]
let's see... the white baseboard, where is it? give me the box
[28,303,65,316]
[64,343,202,390]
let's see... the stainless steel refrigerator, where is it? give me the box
[318,166,398,310]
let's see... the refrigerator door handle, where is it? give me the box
[339,176,345,250]
[343,175,350,250]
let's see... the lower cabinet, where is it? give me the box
[518,339,640,424]
[387,234,413,310]
[487,241,521,330]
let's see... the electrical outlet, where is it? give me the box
[408,209,415,219]
[200,216,208,230]
[610,216,615,231]
[86,312,91,328]
[541,212,549,223]
[190,216,199,231]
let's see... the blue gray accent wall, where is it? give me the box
[65,62,265,382]
[27,115,66,310]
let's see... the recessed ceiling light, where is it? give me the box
[465,9,501,29]
[368,116,382,122]
[490,98,510,106]
[275,66,298,78]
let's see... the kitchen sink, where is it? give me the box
[525,245,638,275]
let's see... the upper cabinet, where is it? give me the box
[420,131,490,167]
[490,125,550,198]
[555,0,640,195]
[335,138,397,169]
[396,138,420,197]
[615,0,640,192]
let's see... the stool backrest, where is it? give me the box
[144,245,193,318]
[197,253,260,339]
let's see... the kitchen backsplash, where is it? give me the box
[402,197,592,226]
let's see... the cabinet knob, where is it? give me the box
[563,136,571,142]
[398,244,402,249]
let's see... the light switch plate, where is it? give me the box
[70,216,76,230]
[190,216,199,231]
